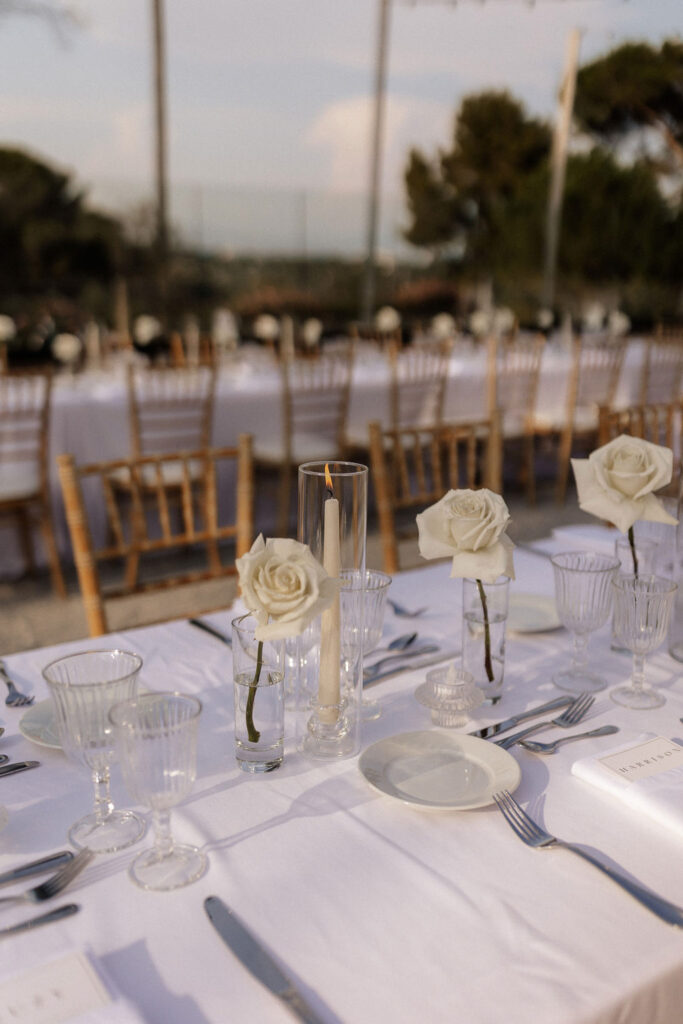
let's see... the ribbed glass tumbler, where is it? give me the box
[551,551,620,694]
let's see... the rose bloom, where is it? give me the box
[236,535,338,641]
[572,435,677,534]
[416,488,515,583]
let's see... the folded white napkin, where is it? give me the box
[571,733,683,841]
[0,932,147,1024]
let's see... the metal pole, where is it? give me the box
[541,28,581,311]
[360,0,391,324]
[152,0,169,317]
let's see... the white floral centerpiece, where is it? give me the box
[416,489,515,683]
[235,535,338,741]
[571,434,677,575]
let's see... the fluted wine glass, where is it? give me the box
[551,552,620,694]
[42,649,145,853]
[340,569,391,721]
[109,692,206,891]
[611,574,677,710]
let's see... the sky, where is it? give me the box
[0,0,681,255]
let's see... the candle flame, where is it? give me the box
[324,463,333,494]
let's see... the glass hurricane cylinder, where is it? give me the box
[231,613,285,773]
[462,577,509,701]
[297,461,367,760]
[42,649,145,853]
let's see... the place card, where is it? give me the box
[572,734,683,841]
[599,736,683,783]
[0,951,110,1024]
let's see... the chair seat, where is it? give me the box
[0,465,40,502]
[254,434,339,465]
[108,460,206,488]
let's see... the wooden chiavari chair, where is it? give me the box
[598,400,683,463]
[490,333,545,503]
[0,370,65,596]
[58,440,253,637]
[640,334,683,405]
[253,351,353,535]
[554,337,625,502]
[368,415,501,574]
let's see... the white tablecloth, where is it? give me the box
[1,538,683,1023]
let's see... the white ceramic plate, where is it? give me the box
[358,730,521,810]
[508,593,561,634]
[19,700,61,750]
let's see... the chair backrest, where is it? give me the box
[567,337,625,421]
[368,416,501,574]
[58,439,253,636]
[494,334,545,433]
[282,352,353,461]
[0,371,51,501]
[598,401,683,462]
[128,364,216,458]
[388,340,450,432]
[641,336,683,405]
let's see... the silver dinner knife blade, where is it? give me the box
[363,649,456,687]
[0,761,40,778]
[205,896,325,1024]
[188,618,232,646]
[0,903,80,940]
[468,696,574,739]
[0,850,74,888]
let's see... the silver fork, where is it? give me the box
[0,661,34,707]
[0,847,93,907]
[493,790,683,927]
[495,693,594,749]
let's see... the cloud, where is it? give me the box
[307,93,452,194]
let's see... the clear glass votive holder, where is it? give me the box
[462,577,509,700]
[232,613,285,773]
[415,665,483,727]
[611,536,658,652]
[297,461,368,760]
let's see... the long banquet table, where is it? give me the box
[2,538,683,1023]
[0,338,648,578]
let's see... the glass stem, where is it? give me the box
[631,652,646,694]
[476,579,494,683]
[92,768,114,824]
[152,809,174,860]
[246,640,263,743]
[571,631,589,675]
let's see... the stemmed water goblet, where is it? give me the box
[551,551,620,694]
[42,649,146,853]
[340,569,391,721]
[109,691,206,891]
[610,574,677,709]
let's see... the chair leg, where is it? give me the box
[39,505,67,598]
[16,507,36,574]
[555,425,573,504]
[276,464,292,538]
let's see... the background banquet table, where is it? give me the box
[0,338,648,577]
[1,538,683,1023]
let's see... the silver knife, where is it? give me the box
[468,696,574,739]
[363,645,440,680]
[188,618,232,646]
[0,761,40,778]
[205,896,325,1024]
[364,649,456,687]
[0,850,74,888]
[0,903,79,940]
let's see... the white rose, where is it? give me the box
[236,535,338,641]
[302,318,323,348]
[572,434,677,534]
[0,315,16,342]
[134,315,161,345]
[52,333,82,363]
[469,310,491,338]
[253,314,280,341]
[416,488,515,583]
[431,313,456,340]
